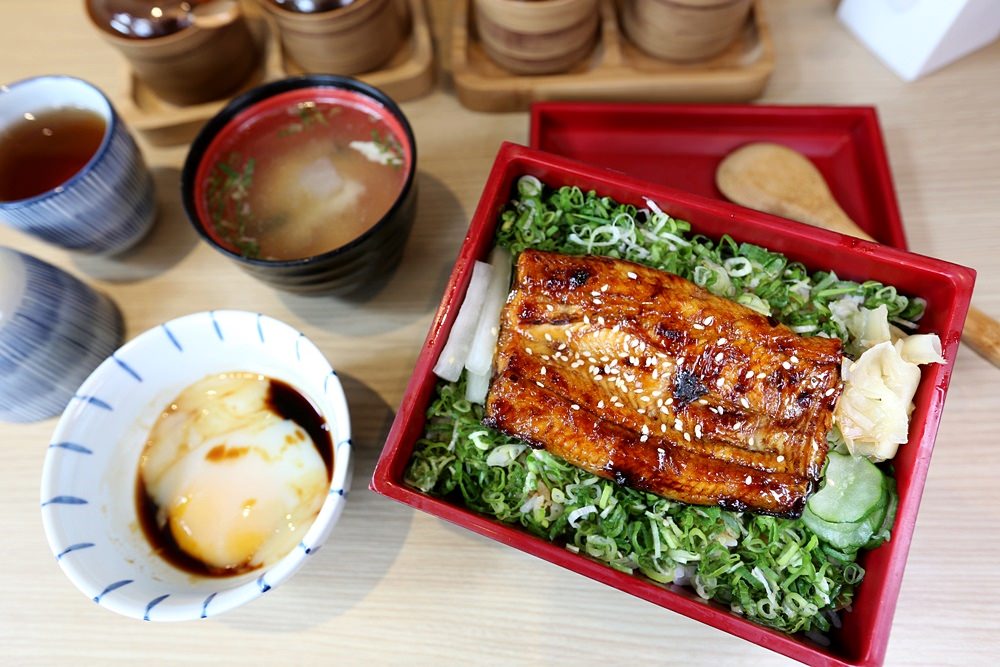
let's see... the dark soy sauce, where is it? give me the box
[135,377,333,577]
[0,108,106,202]
[267,0,357,13]
[86,0,212,39]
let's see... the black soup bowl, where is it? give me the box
[181,75,417,295]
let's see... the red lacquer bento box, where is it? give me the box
[370,143,975,666]
[529,102,908,249]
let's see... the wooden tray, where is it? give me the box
[121,0,435,147]
[451,0,775,113]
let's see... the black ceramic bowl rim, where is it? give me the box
[180,74,418,270]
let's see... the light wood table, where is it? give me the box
[1,1,998,665]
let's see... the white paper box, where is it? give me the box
[837,0,1000,81]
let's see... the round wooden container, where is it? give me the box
[87,0,259,106]
[473,0,600,75]
[259,0,407,75]
[621,0,752,62]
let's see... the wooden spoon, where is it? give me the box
[716,142,999,368]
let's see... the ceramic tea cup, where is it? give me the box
[86,0,260,106]
[0,76,155,254]
[0,247,125,423]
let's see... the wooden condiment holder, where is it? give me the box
[451,0,774,113]
[119,0,434,147]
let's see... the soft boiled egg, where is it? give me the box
[138,372,330,574]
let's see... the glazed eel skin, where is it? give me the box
[483,250,843,517]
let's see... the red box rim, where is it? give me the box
[528,101,909,250]
[371,142,975,667]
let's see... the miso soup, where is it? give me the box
[199,89,409,260]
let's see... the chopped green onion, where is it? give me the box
[407,181,923,636]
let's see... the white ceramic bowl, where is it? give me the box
[40,310,353,621]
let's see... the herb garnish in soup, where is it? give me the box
[203,94,408,260]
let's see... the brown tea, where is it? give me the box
[0,108,106,202]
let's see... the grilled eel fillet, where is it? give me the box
[483,250,843,517]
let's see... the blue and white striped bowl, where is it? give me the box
[0,76,155,255]
[40,310,353,621]
[0,247,124,423]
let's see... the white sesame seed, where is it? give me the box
[558,343,567,351]
[571,404,580,411]
[641,396,651,402]
[745,475,752,484]
[540,367,547,375]
[546,304,554,312]
[597,400,605,409]
[757,372,766,379]
[715,352,725,362]
[544,333,553,342]
[637,408,646,414]
[718,338,728,345]
[525,347,533,355]
[745,370,754,379]
[641,424,649,434]
[627,271,638,279]
[678,357,686,365]
[665,398,674,406]
[660,406,669,414]
[698,399,709,405]
[652,390,662,397]
[740,397,750,409]
[640,434,649,442]
[583,315,590,325]
[595,374,603,381]
[695,424,703,438]
[776,455,785,462]
[536,381,545,388]
[661,424,667,433]
[693,323,705,330]
[597,316,606,326]
[541,354,550,361]
[790,355,799,364]
[716,378,725,387]
[704,316,715,326]
[683,432,691,442]
[674,418,683,431]
[782,361,791,370]
[734,421,743,429]
[593,298,602,305]
[591,291,601,297]
[825,387,835,396]
[718,406,724,415]
[749,436,755,446]
[601,284,609,292]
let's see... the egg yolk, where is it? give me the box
[140,373,328,572]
